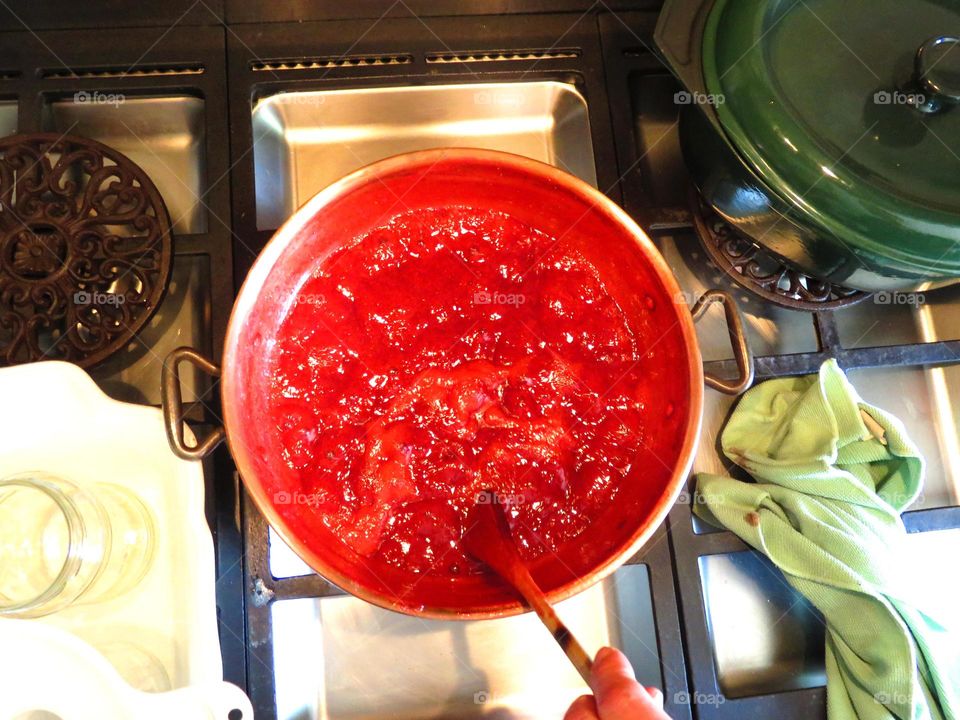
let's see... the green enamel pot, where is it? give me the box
[655,0,960,291]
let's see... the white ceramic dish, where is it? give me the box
[0,619,251,719]
[0,361,249,718]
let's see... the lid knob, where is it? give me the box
[913,36,960,114]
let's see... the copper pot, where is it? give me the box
[161,149,753,619]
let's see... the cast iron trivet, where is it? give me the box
[690,190,869,311]
[0,133,173,367]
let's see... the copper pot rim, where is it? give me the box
[221,148,705,620]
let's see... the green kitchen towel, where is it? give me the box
[695,359,959,720]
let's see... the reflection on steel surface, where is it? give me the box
[45,96,208,235]
[251,81,597,230]
[270,562,659,720]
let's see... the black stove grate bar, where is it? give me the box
[707,339,960,383]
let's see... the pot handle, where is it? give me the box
[161,347,226,461]
[691,290,754,394]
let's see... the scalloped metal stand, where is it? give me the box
[690,190,869,312]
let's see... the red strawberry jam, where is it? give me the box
[267,206,652,577]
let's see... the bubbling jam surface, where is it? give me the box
[268,206,653,577]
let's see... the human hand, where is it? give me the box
[564,647,671,720]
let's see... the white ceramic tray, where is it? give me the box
[0,619,250,719]
[0,361,250,719]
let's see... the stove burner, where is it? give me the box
[0,133,173,368]
[690,190,869,311]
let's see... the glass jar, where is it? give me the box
[0,472,155,618]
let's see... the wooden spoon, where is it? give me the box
[463,490,593,683]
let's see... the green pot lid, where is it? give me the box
[703,0,960,272]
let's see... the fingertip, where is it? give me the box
[589,649,671,719]
[645,686,664,707]
[591,646,637,686]
[563,693,599,720]
[594,646,614,664]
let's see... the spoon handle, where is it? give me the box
[464,491,594,684]
[510,561,593,683]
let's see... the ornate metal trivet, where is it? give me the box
[0,133,173,367]
[690,190,869,311]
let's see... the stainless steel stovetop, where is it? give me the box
[2,10,957,720]
[246,77,960,718]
